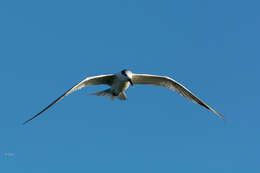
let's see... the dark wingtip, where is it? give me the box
[22,117,33,125]
[22,121,28,125]
[196,100,226,120]
[217,112,226,120]
[22,111,43,125]
[210,108,226,120]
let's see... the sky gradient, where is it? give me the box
[1,0,260,172]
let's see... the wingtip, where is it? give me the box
[216,111,226,120]
[22,116,35,125]
[208,107,226,120]
[219,115,226,120]
[22,120,30,125]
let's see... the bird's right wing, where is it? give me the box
[132,74,225,120]
[23,74,115,124]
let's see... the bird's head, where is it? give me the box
[121,69,134,86]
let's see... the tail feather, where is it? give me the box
[92,89,127,100]
[92,89,115,100]
[118,92,127,100]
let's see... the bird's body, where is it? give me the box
[111,72,131,96]
[23,69,225,124]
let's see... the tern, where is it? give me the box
[23,69,225,124]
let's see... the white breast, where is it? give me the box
[111,76,130,95]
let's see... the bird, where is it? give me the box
[23,69,225,124]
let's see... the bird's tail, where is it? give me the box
[91,89,127,100]
[118,92,127,100]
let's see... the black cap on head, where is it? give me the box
[121,69,128,76]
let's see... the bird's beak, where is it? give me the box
[128,78,134,86]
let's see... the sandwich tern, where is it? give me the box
[23,69,225,124]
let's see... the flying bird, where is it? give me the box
[23,69,225,124]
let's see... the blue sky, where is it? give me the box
[1,0,260,172]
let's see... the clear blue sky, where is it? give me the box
[1,0,259,172]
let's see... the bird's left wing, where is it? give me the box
[132,74,225,120]
[23,74,115,124]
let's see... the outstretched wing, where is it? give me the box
[132,74,225,119]
[23,74,115,124]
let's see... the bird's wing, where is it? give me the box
[23,74,115,124]
[132,74,225,119]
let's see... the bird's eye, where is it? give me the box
[121,70,126,76]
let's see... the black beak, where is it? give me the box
[128,78,134,86]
